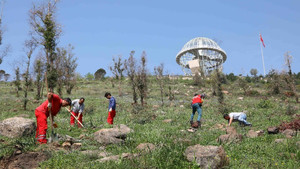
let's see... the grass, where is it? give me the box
[0,79,299,168]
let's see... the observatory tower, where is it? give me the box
[176,37,227,76]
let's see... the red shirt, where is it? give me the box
[192,95,203,104]
[36,94,62,117]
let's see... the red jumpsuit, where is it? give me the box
[35,94,62,144]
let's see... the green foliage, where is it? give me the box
[257,99,273,108]
[85,72,94,81]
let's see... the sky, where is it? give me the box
[1,0,300,79]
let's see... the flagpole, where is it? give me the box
[260,34,266,76]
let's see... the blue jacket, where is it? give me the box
[108,96,116,110]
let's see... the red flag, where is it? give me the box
[260,34,265,47]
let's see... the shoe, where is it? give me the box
[197,121,201,128]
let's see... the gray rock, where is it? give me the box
[282,129,296,138]
[0,117,35,138]
[94,124,133,145]
[136,143,156,152]
[247,130,258,138]
[218,126,242,144]
[184,144,229,169]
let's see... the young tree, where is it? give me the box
[63,44,77,94]
[110,55,125,96]
[34,56,45,100]
[250,68,258,77]
[284,52,299,102]
[154,63,165,106]
[136,51,148,105]
[14,67,21,97]
[30,0,61,91]
[124,51,138,104]
[94,68,106,80]
[85,73,94,81]
[23,40,37,110]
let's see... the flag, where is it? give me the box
[260,34,265,47]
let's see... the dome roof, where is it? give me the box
[176,37,226,65]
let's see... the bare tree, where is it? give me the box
[63,44,77,94]
[14,67,21,97]
[30,0,61,91]
[124,51,138,104]
[284,52,299,103]
[154,63,165,106]
[136,51,148,105]
[23,40,37,109]
[110,55,125,96]
[34,54,45,100]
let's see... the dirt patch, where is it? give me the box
[278,118,300,131]
[0,152,50,169]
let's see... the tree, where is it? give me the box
[226,73,237,82]
[154,63,165,106]
[136,51,148,105]
[30,0,61,91]
[14,67,21,97]
[124,51,138,104]
[283,52,299,103]
[94,68,106,80]
[250,69,258,77]
[85,73,94,81]
[63,44,77,94]
[34,56,45,100]
[23,39,37,110]
[110,55,125,96]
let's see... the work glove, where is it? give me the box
[47,103,52,108]
[109,108,112,112]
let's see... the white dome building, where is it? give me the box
[176,37,227,76]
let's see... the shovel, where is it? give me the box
[45,72,59,143]
[65,107,85,128]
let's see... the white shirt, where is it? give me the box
[71,99,84,113]
[229,112,243,120]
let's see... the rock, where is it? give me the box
[218,126,242,144]
[0,117,36,138]
[180,105,184,108]
[187,128,197,133]
[153,105,159,108]
[267,127,279,134]
[15,150,22,155]
[98,151,112,158]
[184,144,229,169]
[97,153,139,163]
[247,130,258,138]
[226,126,237,135]
[282,129,296,138]
[136,143,156,152]
[62,141,72,149]
[222,91,229,94]
[72,143,82,149]
[162,119,172,123]
[237,97,243,100]
[79,134,86,139]
[94,124,133,145]
[275,139,287,144]
[256,130,265,136]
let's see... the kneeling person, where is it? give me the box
[223,112,252,127]
[70,97,85,128]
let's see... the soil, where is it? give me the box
[0,152,50,169]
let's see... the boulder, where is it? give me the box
[218,126,242,143]
[267,127,279,134]
[94,124,133,145]
[136,143,156,152]
[184,144,229,169]
[282,129,296,138]
[0,117,35,138]
[247,130,258,138]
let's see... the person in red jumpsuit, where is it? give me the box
[35,92,71,144]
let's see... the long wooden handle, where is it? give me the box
[65,108,84,128]
[45,72,54,131]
